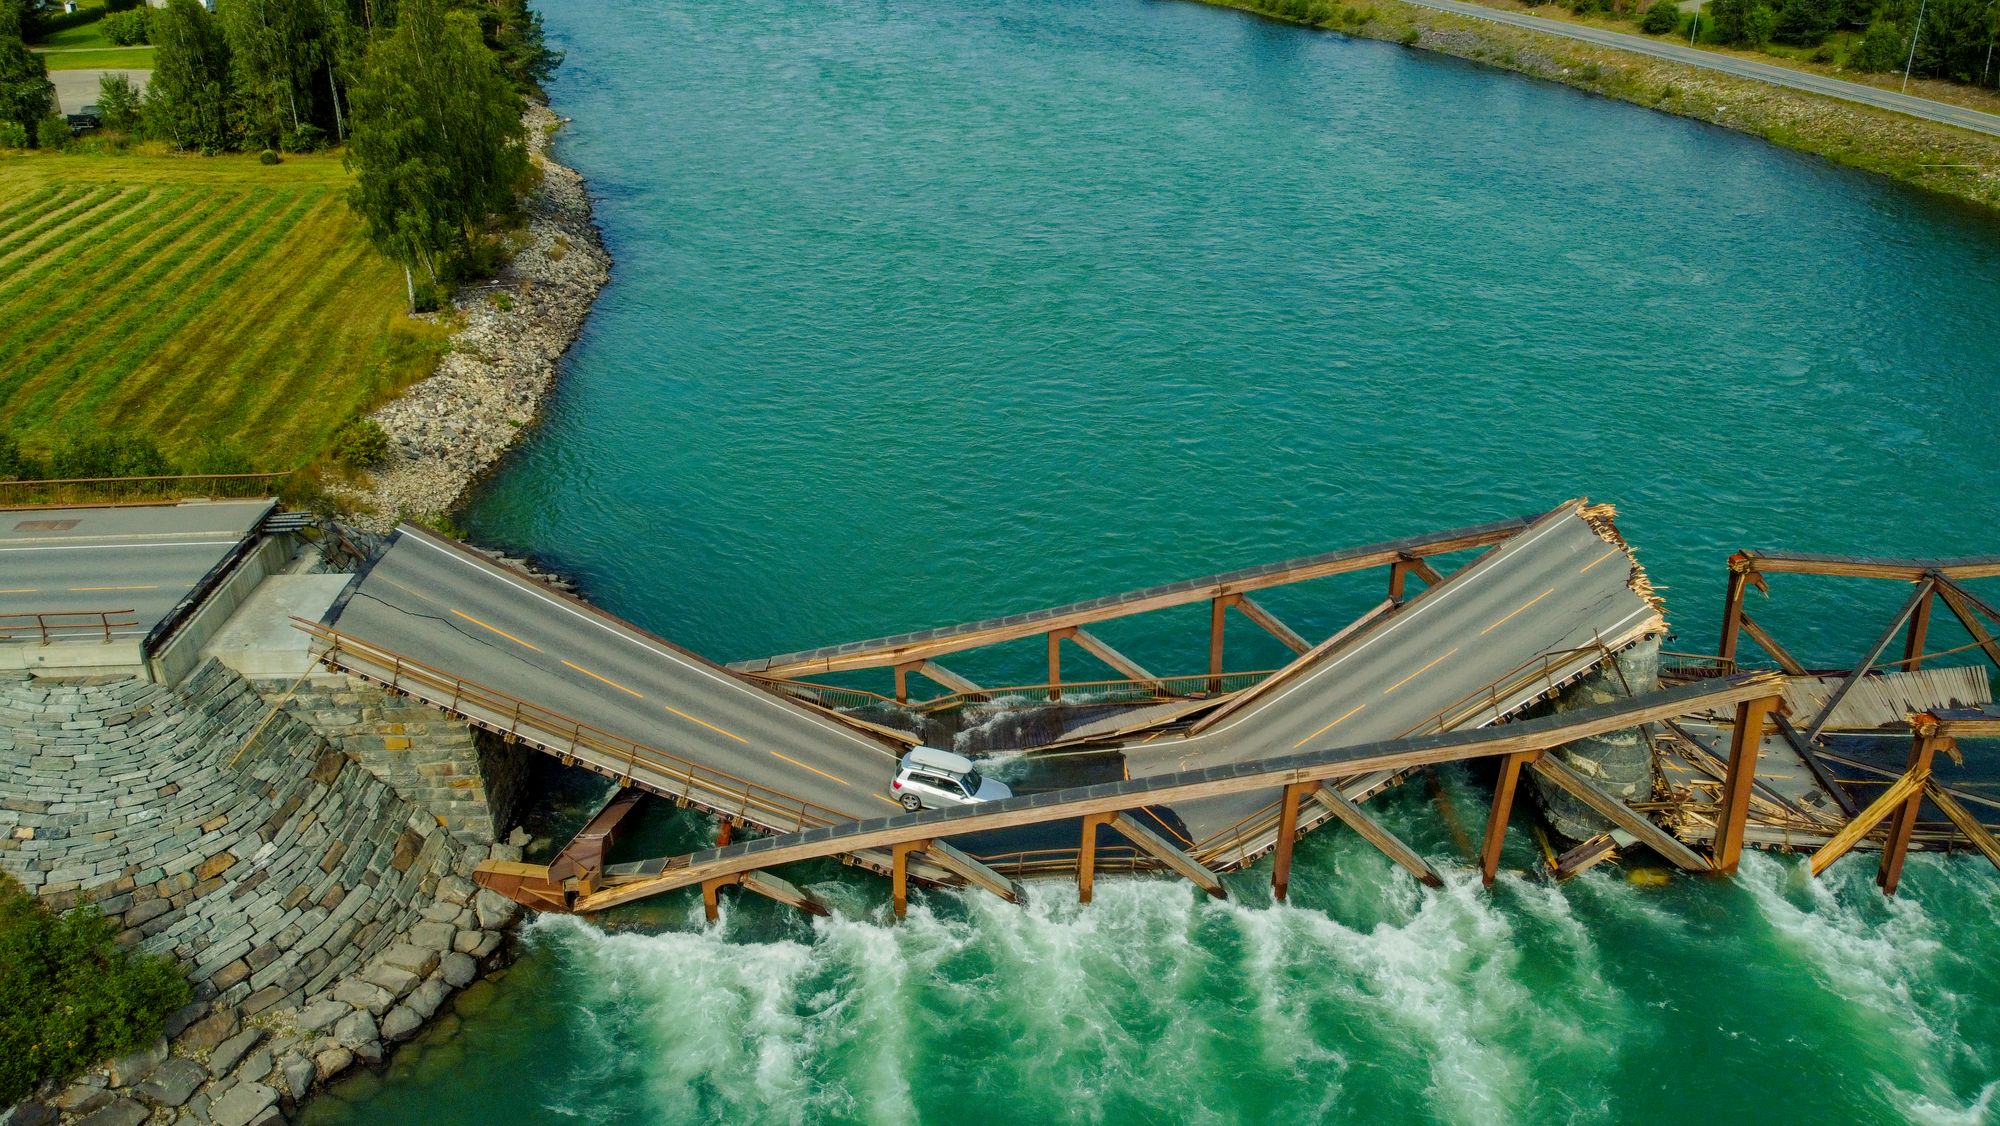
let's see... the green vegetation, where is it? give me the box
[34,44,154,68]
[347,0,527,308]
[329,416,389,467]
[0,150,453,470]
[1202,0,2000,212]
[0,873,190,1107]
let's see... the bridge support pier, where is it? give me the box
[1481,750,1535,887]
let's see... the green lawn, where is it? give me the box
[0,150,449,471]
[35,45,155,69]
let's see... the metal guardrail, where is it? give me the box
[0,472,289,509]
[0,609,138,644]
[295,621,855,834]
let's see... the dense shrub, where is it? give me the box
[47,430,171,479]
[1642,0,1683,33]
[1774,0,1838,44]
[329,418,391,467]
[0,874,191,1107]
[100,7,150,44]
[33,110,65,149]
[1851,18,1906,68]
[0,431,44,480]
[281,122,324,152]
[0,120,25,149]
[97,73,140,131]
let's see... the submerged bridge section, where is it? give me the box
[306,501,1666,910]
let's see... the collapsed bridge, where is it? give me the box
[300,498,1678,912]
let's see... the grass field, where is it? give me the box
[0,149,449,472]
[34,45,156,69]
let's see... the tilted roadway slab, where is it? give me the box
[322,526,912,830]
[0,499,274,640]
[1126,502,1665,863]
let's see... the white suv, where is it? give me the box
[891,747,1011,811]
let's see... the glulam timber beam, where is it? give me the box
[1927,783,2000,875]
[1936,579,2000,672]
[1109,812,1226,898]
[1310,784,1444,887]
[1067,628,1160,688]
[1271,782,1311,902]
[1807,770,1929,877]
[1803,579,1934,744]
[1527,755,1712,872]
[1733,550,2000,582]
[1481,751,1534,887]
[1207,595,1232,693]
[1737,615,1807,676]
[735,517,1535,677]
[700,870,830,923]
[1876,724,1943,896]
[1077,812,1112,904]
[921,839,1024,904]
[916,661,982,696]
[1903,587,1934,672]
[1233,595,1310,655]
[574,673,1786,912]
[1718,559,1752,669]
[1712,696,1780,875]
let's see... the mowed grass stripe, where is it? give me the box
[21,191,322,431]
[0,186,196,334]
[0,186,137,270]
[0,187,165,309]
[0,187,261,388]
[33,192,331,430]
[0,183,76,244]
[115,191,377,441]
[227,237,393,443]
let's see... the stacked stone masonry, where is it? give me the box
[253,675,529,847]
[0,661,524,1124]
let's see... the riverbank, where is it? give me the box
[342,102,611,532]
[1195,0,2000,213]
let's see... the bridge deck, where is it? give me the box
[324,526,909,830]
[1132,502,1664,862]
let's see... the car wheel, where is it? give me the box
[900,794,923,811]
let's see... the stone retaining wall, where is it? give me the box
[253,676,531,847]
[0,662,525,1125]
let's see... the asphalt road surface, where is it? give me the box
[1125,504,1663,847]
[326,527,912,824]
[1411,0,2000,139]
[0,500,272,641]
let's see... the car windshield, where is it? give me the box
[961,770,983,792]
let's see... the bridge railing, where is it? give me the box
[0,609,139,645]
[0,472,290,509]
[752,670,1278,716]
[294,621,856,834]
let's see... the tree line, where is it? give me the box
[1580,0,2000,84]
[2,0,555,311]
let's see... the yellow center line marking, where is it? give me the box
[68,584,157,592]
[561,660,643,699]
[451,608,540,651]
[666,703,746,744]
[1481,588,1556,636]
[1294,702,1367,748]
[1383,647,1459,696]
[1579,548,1621,574]
[769,750,851,786]
[0,587,36,594]
[872,794,906,808]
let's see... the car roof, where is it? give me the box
[901,746,976,776]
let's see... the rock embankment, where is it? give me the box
[0,663,523,1124]
[345,102,611,530]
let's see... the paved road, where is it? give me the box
[1127,503,1663,851]
[46,68,149,116]
[326,527,912,825]
[0,500,272,641]
[1411,0,2000,139]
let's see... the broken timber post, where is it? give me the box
[1078,812,1112,904]
[1528,754,1711,872]
[1207,596,1232,693]
[1718,557,1751,670]
[1877,720,1943,896]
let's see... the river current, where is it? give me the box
[304,0,2000,1121]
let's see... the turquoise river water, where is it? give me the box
[304,0,2000,1122]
